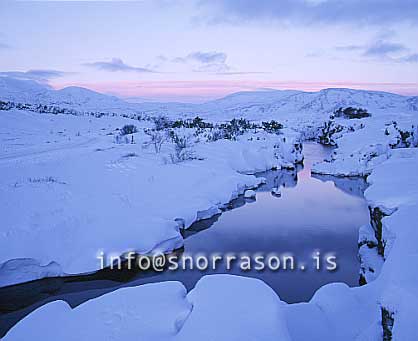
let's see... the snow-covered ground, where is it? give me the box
[311,108,418,339]
[0,107,302,286]
[1,77,418,340]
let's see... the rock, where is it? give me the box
[271,187,281,197]
[244,190,256,199]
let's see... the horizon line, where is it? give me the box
[50,80,418,103]
[2,77,417,104]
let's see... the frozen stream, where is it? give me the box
[0,143,369,336]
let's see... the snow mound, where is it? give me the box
[4,282,191,341]
[0,258,63,287]
[244,189,256,198]
[176,275,291,341]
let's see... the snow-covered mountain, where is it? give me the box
[1,77,417,121]
[137,88,418,122]
[0,77,50,103]
[0,77,135,113]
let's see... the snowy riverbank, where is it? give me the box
[0,109,302,286]
[6,121,417,341]
[2,82,418,340]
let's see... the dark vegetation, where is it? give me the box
[334,107,371,119]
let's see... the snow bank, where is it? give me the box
[244,189,256,198]
[0,259,63,287]
[362,148,418,340]
[4,282,191,341]
[176,275,291,341]
[312,114,417,177]
[0,110,301,286]
[2,83,418,339]
[5,276,292,341]
[313,124,418,339]
[5,272,380,340]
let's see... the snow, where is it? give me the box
[244,189,256,198]
[134,87,418,123]
[0,258,62,288]
[3,281,192,341]
[0,77,137,114]
[4,276,293,341]
[176,275,291,341]
[2,77,417,124]
[312,122,418,339]
[0,77,49,103]
[0,108,301,285]
[271,187,281,196]
[312,114,417,177]
[2,78,418,340]
[362,149,418,340]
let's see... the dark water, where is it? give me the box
[0,143,369,337]
[158,142,369,302]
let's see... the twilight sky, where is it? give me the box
[1,0,418,102]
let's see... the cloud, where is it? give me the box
[334,45,364,52]
[0,42,10,49]
[215,71,271,75]
[172,51,230,73]
[0,69,66,83]
[401,53,418,63]
[84,58,156,73]
[168,51,269,74]
[199,0,418,26]
[174,51,227,64]
[193,62,230,73]
[173,51,228,69]
[363,40,407,57]
[335,38,418,62]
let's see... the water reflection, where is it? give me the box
[312,174,368,197]
[0,143,370,337]
[166,143,369,303]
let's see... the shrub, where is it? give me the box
[120,124,138,135]
[143,129,167,153]
[318,119,344,146]
[261,120,283,133]
[334,107,371,119]
[153,115,172,130]
[170,133,195,163]
[122,152,138,158]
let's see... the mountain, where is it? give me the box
[1,77,417,121]
[134,88,418,122]
[0,77,135,113]
[36,86,133,112]
[0,77,50,103]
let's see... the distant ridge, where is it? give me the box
[1,77,417,121]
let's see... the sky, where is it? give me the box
[0,0,418,102]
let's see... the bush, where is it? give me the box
[143,129,167,153]
[170,116,213,129]
[334,107,371,119]
[318,119,344,146]
[153,116,172,130]
[122,152,138,158]
[120,124,138,135]
[170,133,195,163]
[261,120,283,133]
